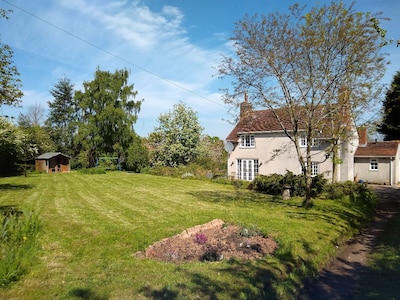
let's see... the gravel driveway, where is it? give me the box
[299,185,400,300]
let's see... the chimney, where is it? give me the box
[358,127,368,146]
[240,93,252,118]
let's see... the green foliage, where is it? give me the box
[193,135,227,175]
[0,209,41,287]
[378,71,400,140]
[0,10,23,107]
[252,172,327,198]
[326,181,377,205]
[123,135,149,172]
[148,102,203,167]
[74,68,142,167]
[45,77,76,154]
[78,167,107,174]
[0,117,31,176]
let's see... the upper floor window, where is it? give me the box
[240,135,255,148]
[370,158,378,171]
[299,133,316,148]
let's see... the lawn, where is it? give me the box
[0,172,373,299]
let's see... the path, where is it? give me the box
[299,185,400,300]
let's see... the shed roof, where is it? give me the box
[355,141,400,157]
[36,152,70,160]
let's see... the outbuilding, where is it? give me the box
[35,152,71,174]
[354,140,400,185]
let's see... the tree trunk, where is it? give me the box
[331,142,338,183]
[302,134,314,208]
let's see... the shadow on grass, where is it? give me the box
[0,205,23,216]
[185,189,300,208]
[140,246,319,299]
[67,288,109,300]
[0,183,35,190]
[354,212,400,299]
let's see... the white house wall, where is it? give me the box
[228,132,334,180]
[354,157,392,184]
[339,130,359,182]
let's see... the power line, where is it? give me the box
[2,0,226,108]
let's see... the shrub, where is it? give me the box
[0,209,41,287]
[78,167,107,175]
[252,171,327,198]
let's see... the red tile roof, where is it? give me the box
[355,141,400,157]
[226,108,294,142]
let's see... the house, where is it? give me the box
[225,97,359,182]
[354,129,400,185]
[35,152,71,174]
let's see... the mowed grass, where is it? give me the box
[0,172,373,299]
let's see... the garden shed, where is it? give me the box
[35,152,71,174]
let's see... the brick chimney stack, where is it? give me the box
[240,93,252,119]
[358,127,368,146]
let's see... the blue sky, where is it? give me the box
[1,0,399,139]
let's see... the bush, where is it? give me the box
[252,171,327,198]
[78,167,107,175]
[0,209,41,287]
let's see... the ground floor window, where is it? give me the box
[237,159,259,181]
[303,162,319,176]
[370,158,378,170]
[310,162,318,176]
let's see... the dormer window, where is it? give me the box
[240,135,255,148]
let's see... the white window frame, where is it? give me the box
[239,135,255,148]
[237,159,259,181]
[303,162,319,177]
[310,162,318,176]
[299,133,316,148]
[370,158,378,171]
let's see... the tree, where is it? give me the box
[45,77,76,154]
[18,115,55,156]
[149,102,203,167]
[123,134,149,172]
[0,9,23,107]
[378,71,400,140]
[194,135,227,175]
[74,68,142,167]
[218,2,386,206]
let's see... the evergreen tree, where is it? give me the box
[378,71,400,140]
[45,77,76,154]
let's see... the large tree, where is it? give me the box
[218,2,386,206]
[378,71,400,140]
[149,102,203,167]
[0,9,23,107]
[74,68,142,167]
[45,77,76,154]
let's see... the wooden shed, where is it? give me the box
[35,152,71,174]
